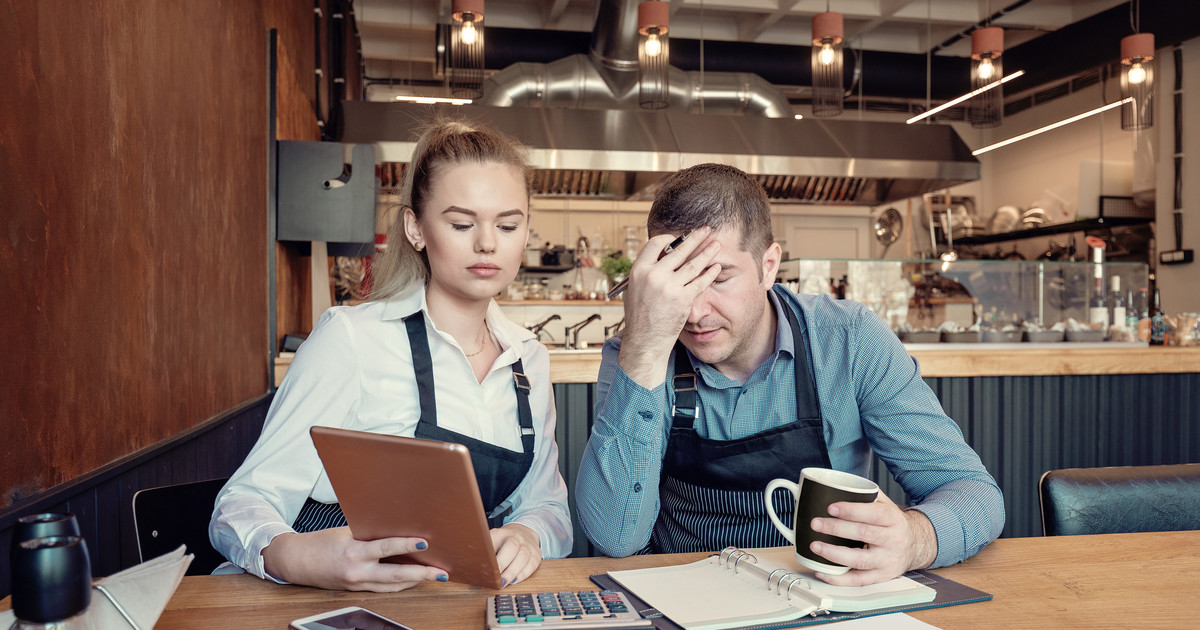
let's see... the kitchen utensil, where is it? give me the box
[873,208,902,258]
[988,205,1021,233]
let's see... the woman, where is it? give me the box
[210,120,571,592]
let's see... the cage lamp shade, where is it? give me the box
[810,12,844,118]
[637,1,670,109]
[449,0,485,98]
[1120,32,1155,130]
[969,27,1004,128]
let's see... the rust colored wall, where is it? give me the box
[0,0,328,509]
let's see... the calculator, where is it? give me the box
[485,590,653,629]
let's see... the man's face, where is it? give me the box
[678,225,781,378]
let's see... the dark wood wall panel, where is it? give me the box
[0,0,325,513]
[0,395,271,599]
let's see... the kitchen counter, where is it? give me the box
[273,345,1200,386]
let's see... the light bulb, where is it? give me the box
[818,42,835,66]
[977,56,994,81]
[460,20,477,45]
[1128,61,1146,84]
[644,33,661,57]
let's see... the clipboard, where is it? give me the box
[591,565,991,629]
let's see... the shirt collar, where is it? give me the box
[376,287,536,351]
[769,287,798,360]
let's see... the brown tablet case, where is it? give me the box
[310,426,503,589]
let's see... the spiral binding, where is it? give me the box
[713,546,828,615]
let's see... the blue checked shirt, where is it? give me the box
[575,287,1004,567]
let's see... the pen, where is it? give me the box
[606,231,692,299]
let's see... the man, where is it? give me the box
[575,163,1004,587]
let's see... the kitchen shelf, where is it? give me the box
[954,217,1153,246]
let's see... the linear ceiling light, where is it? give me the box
[906,70,1024,124]
[972,98,1132,156]
[393,95,472,105]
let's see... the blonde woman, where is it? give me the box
[210,120,571,591]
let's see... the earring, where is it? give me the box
[413,242,424,251]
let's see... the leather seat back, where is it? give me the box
[1039,463,1200,536]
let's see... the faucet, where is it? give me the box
[604,316,625,338]
[527,314,561,341]
[564,314,602,349]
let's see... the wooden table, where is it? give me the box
[136,531,1200,628]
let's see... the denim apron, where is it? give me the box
[292,312,535,533]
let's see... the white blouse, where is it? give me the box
[209,289,572,581]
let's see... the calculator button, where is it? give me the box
[496,615,517,624]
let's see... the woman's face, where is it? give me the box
[404,161,529,306]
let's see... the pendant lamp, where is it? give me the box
[637,1,670,109]
[969,26,1004,128]
[810,11,844,118]
[1120,33,1154,130]
[450,0,485,98]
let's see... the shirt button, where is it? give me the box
[633,482,642,493]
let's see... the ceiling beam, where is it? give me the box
[737,0,801,42]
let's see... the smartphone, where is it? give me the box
[289,606,414,630]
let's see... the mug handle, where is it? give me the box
[764,479,799,544]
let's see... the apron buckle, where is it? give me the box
[513,371,532,392]
[673,374,697,391]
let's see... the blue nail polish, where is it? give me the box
[416,541,427,550]
[501,578,508,587]
[437,573,449,582]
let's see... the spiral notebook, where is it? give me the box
[596,547,987,630]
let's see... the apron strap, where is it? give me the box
[404,313,439,426]
[512,358,535,454]
[777,289,831,468]
[671,342,700,428]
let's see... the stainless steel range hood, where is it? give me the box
[340,101,979,205]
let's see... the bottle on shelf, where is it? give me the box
[1124,286,1139,331]
[1088,276,1109,333]
[1108,276,1126,331]
[1134,287,1151,342]
[1150,287,1166,346]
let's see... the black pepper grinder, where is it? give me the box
[10,514,94,629]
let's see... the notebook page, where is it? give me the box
[608,557,818,630]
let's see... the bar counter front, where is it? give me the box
[20,530,1188,629]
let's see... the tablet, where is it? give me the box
[309,426,503,589]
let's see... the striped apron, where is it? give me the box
[292,313,535,533]
[649,298,831,553]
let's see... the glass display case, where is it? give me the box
[776,258,1151,344]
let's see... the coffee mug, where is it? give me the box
[764,467,880,575]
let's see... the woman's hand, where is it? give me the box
[262,527,447,592]
[491,523,543,587]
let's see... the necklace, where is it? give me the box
[463,327,490,357]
